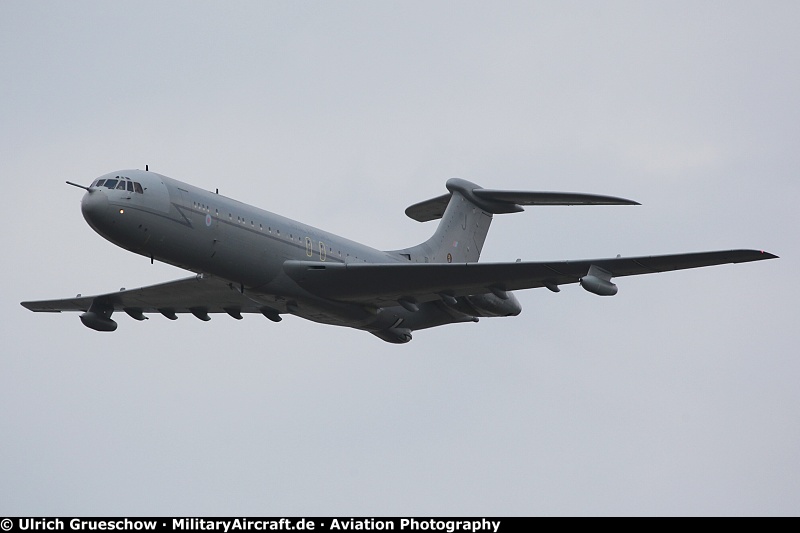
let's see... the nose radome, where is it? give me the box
[80,189,109,228]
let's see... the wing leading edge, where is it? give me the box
[283,249,778,306]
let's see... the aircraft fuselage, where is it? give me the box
[80,169,480,341]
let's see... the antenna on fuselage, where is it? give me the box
[146,165,149,171]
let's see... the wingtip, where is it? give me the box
[742,249,779,261]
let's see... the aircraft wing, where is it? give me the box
[21,274,272,316]
[22,250,777,318]
[283,249,777,306]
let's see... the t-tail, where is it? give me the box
[390,178,639,263]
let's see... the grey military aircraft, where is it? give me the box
[22,169,777,343]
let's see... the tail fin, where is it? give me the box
[390,178,639,264]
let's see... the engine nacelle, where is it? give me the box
[465,292,522,317]
[580,275,618,296]
[80,311,118,332]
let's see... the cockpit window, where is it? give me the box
[93,177,143,193]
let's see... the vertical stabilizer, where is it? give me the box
[390,179,494,264]
[391,179,640,264]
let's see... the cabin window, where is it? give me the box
[116,181,126,190]
[127,181,134,192]
[134,182,143,194]
[96,179,105,187]
[104,179,118,189]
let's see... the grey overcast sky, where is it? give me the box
[1,0,798,516]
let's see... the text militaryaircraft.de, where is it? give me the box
[22,169,777,343]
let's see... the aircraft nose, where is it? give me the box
[80,189,109,228]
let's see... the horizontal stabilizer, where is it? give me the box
[405,181,638,222]
[473,189,640,207]
[405,194,451,222]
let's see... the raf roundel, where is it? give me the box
[205,214,212,227]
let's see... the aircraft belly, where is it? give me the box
[395,301,478,332]
[274,298,474,333]
[283,296,378,328]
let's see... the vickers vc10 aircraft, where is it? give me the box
[22,169,777,343]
